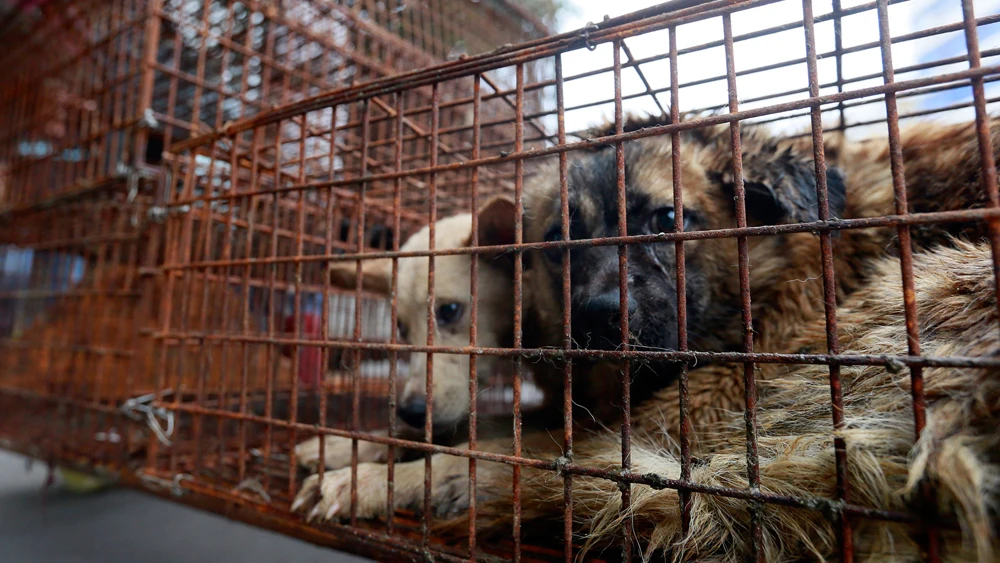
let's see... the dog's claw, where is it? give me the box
[325,502,341,520]
[296,464,389,523]
[308,503,323,521]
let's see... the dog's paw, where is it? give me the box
[292,464,388,521]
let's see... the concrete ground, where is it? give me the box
[0,450,371,563]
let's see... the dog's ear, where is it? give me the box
[466,196,517,267]
[717,136,848,224]
[329,258,391,294]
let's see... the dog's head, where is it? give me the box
[525,116,846,390]
[330,197,517,432]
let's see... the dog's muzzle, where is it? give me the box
[572,289,638,350]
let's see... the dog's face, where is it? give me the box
[333,198,516,432]
[525,120,846,390]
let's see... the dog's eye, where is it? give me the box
[396,321,409,342]
[650,207,677,233]
[435,302,464,326]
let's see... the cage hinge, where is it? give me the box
[120,390,175,446]
[579,21,600,51]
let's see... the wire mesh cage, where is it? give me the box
[2,0,1000,561]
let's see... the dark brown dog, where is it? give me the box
[521,114,995,424]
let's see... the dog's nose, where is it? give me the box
[396,398,427,428]
[578,289,638,321]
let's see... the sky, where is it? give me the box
[542,0,1000,138]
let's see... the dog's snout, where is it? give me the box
[578,289,638,321]
[396,398,427,428]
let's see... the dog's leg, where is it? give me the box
[294,432,390,471]
[295,424,425,471]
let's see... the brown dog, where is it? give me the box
[520,115,996,426]
[470,117,1000,560]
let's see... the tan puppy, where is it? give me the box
[293,197,518,472]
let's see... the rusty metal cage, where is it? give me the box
[2,0,1000,561]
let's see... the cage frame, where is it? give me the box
[1,0,999,561]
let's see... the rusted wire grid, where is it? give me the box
[8,23,990,211]
[161,100,512,223]
[0,38,149,207]
[144,0,482,132]
[162,62,1000,219]
[141,0,544,194]
[0,195,149,465]
[171,0,987,155]
[160,90,999,556]
[146,397,937,529]
[156,60,992,234]
[336,0,552,66]
[158,48,999,562]
[156,1,998,175]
